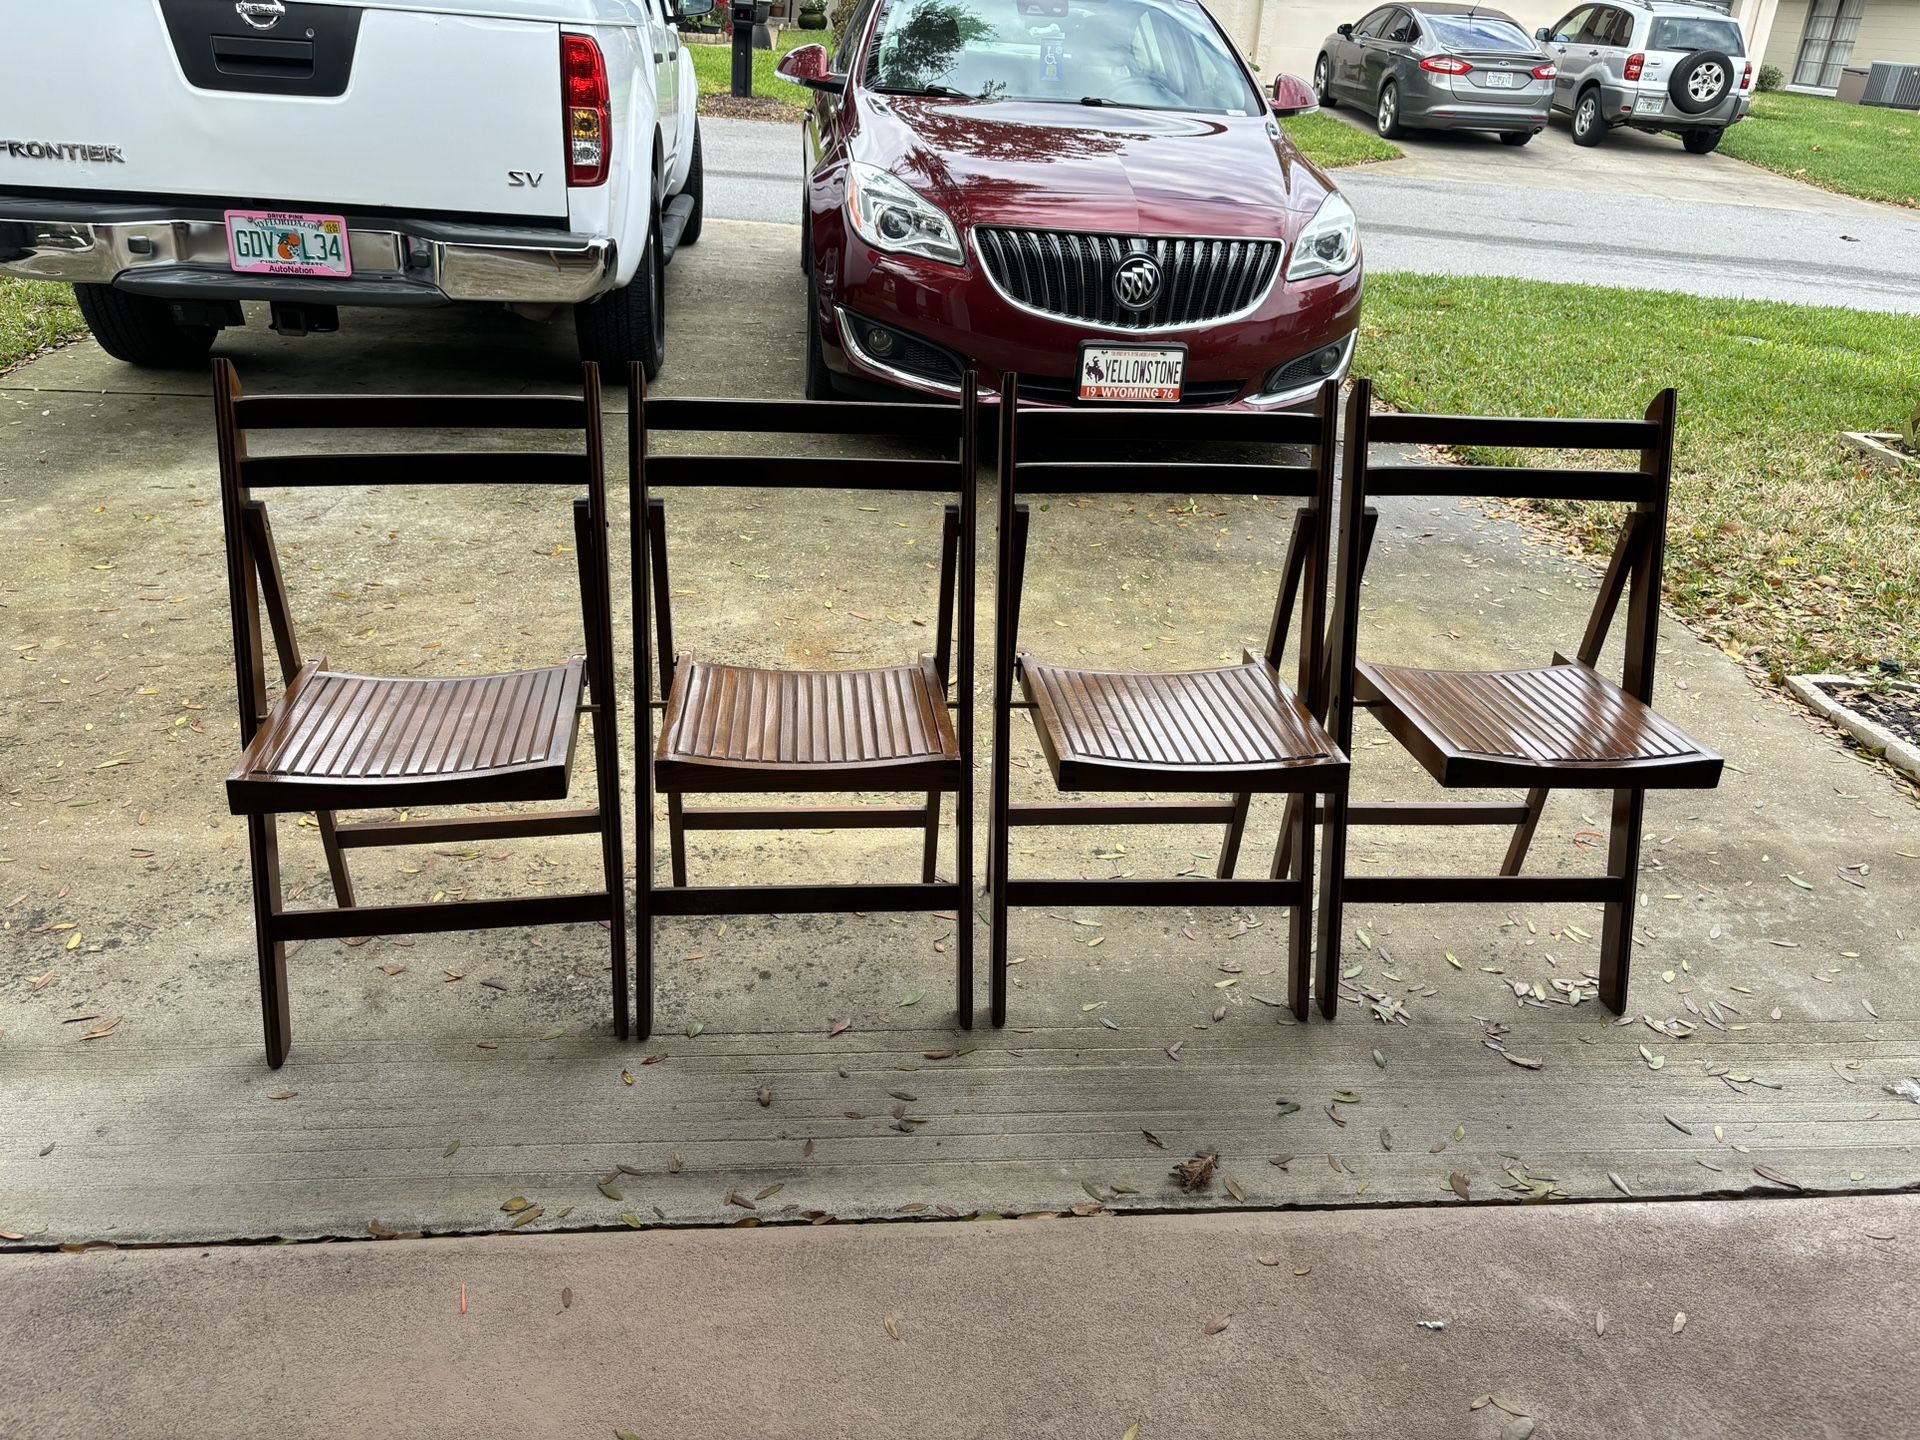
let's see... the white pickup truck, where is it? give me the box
[0,0,713,375]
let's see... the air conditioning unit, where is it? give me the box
[1862,61,1920,109]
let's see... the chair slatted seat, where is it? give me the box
[656,656,959,792]
[1020,654,1337,792]
[228,661,585,811]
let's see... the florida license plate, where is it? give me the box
[1633,96,1665,114]
[1485,70,1515,87]
[1078,344,1185,403]
[225,209,351,278]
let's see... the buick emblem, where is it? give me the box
[1113,255,1161,311]
[236,1,286,30]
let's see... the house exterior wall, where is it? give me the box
[1751,0,1920,87]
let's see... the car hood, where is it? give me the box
[851,96,1335,239]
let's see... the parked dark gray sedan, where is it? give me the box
[1315,3,1556,145]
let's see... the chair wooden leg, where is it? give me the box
[1281,791,1315,1021]
[1314,791,1348,1021]
[954,783,974,1031]
[988,798,1009,1031]
[1597,786,1644,1014]
[315,810,355,907]
[246,813,292,1067]
[667,792,688,887]
[1216,793,1252,879]
[590,778,629,1045]
[1499,786,1550,876]
[921,791,942,883]
[1268,793,1301,891]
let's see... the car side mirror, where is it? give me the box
[1535,25,1552,39]
[675,0,716,22]
[777,43,845,93]
[1271,72,1319,118]
[1337,23,1353,36]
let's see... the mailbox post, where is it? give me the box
[730,0,772,97]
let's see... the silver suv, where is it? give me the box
[1539,0,1753,153]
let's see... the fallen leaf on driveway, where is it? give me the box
[1203,1315,1231,1335]
[1672,1311,1688,1334]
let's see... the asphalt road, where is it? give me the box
[703,114,1920,313]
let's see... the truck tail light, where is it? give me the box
[1624,51,1645,80]
[1420,56,1472,74]
[563,34,610,188]
[1740,60,1753,89]
[1532,63,1557,79]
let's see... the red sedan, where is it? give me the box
[778,0,1362,408]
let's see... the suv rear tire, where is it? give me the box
[1682,126,1723,154]
[1376,81,1404,139]
[574,206,665,380]
[72,286,218,369]
[1571,87,1606,146]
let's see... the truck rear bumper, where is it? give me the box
[0,196,615,306]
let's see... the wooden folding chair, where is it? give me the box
[987,377,1350,1025]
[629,366,979,1035]
[1315,379,1723,1018]
[214,361,627,1067]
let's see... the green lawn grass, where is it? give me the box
[1281,110,1402,169]
[690,28,813,113]
[0,277,87,375]
[1360,274,1920,680]
[1721,91,1919,208]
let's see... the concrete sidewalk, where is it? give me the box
[6,1193,1913,1439]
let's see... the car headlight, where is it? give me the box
[1287,192,1359,280]
[846,161,964,267]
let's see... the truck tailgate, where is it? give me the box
[0,0,570,220]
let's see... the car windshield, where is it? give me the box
[1422,13,1539,53]
[1648,16,1745,53]
[863,0,1260,112]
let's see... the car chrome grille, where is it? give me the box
[974,228,1284,330]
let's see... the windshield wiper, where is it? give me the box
[873,83,972,98]
[1078,95,1114,106]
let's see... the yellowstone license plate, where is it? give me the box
[225,210,351,277]
[1078,344,1185,403]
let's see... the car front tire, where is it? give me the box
[678,122,704,248]
[1682,126,1723,154]
[1572,87,1605,146]
[803,277,835,400]
[1376,81,1405,139]
[1315,55,1337,107]
[574,206,665,379]
[72,285,218,369]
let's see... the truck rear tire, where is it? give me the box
[678,123,704,249]
[573,214,665,380]
[72,285,218,369]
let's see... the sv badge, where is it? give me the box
[508,171,544,188]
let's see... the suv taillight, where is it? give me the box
[1532,62,1557,80]
[1624,51,1645,80]
[563,34,610,188]
[1741,60,1753,89]
[1420,56,1472,74]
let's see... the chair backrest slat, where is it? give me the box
[233,394,589,431]
[1015,408,1328,447]
[1363,464,1658,504]
[1014,461,1320,498]
[1365,414,1660,450]
[643,454,959,493]
[645,396,956,438]
[239,452,591,489]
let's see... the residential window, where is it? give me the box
[1794,0,1866,89]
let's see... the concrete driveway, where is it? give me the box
[704,111,1920,312]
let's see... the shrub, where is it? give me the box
[1756,63,1784,92]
